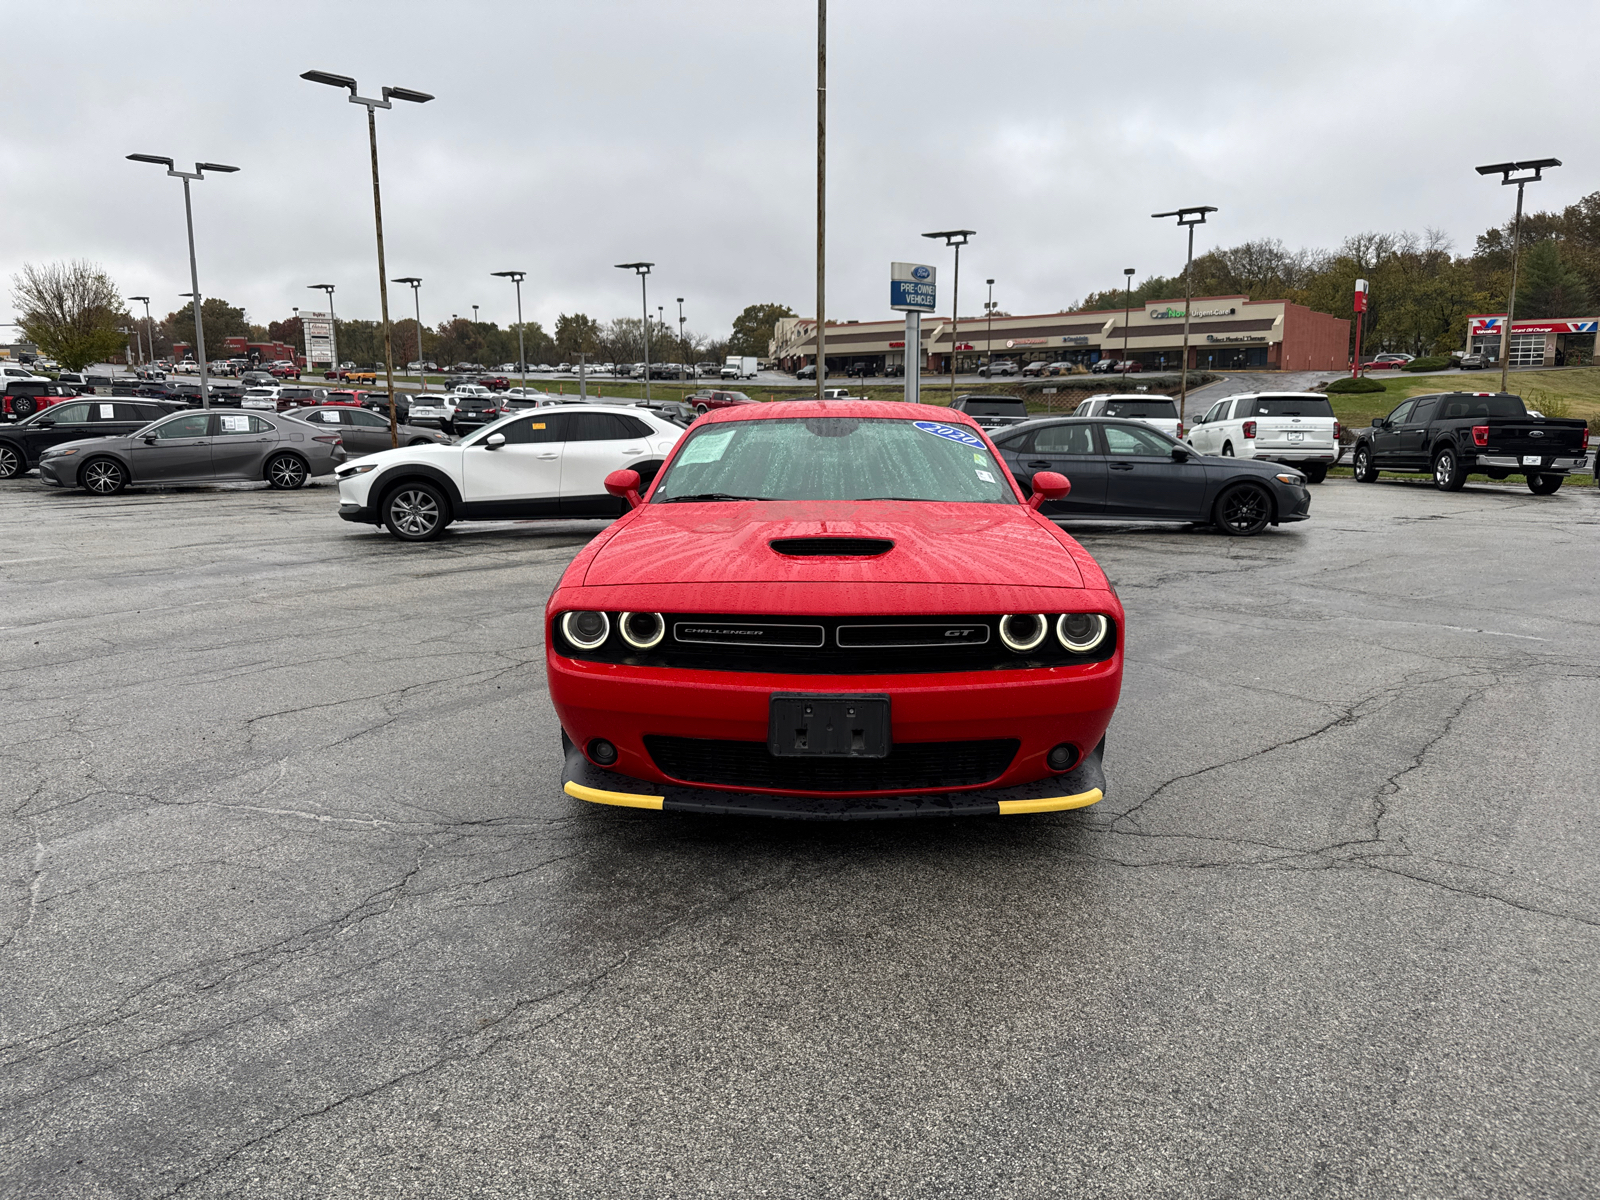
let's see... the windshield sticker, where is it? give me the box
[219,414,250,432]
[975,470,995,483]
[100,404,115,418]
[913,420,984,447]
[972,452,987,463]
[677,428,736,465]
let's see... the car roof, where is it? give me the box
[1095,393,1176,402]
[698,399,983,426]
[1218,391,1328,400]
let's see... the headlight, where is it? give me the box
[998,613,1048,652]
[1275,473,1303,484]
[561,610,611,649]
[1056,613,1110,653]
[619,611,665,649]
[338,463,378,477]
[43,447,77,458]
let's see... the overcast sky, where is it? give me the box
[3,0,1594,340]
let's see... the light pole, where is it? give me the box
[1477,158,1560,393]
[472,304,479,327]
[984,278,995,376]
[393,276,424,388]
[491,271,527,394]
[816,0,826,401]
[126,154,238,409]
[922,229,974,403]
[1151,206,1217,430]
[308,283,337,374]
[302,69,433,448]
[1122,267,1135,367]
[615,262,654,400]
[129,296,155,368]
[677,297,687,384]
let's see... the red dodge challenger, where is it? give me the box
[545,400,1124,819]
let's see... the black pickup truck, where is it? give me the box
[1350,391,1589,494]
[950,394,1031,429]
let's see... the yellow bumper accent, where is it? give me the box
[564,780,664,810]
[997,788,1103,815]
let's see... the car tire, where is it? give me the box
[0,442,22,479]
[1221,442,1235,457]
[266,453,309,489]
[1214,482,1272,536]
[1352,443,1378,483]
[695,404,709,415]
[1432,447,1466,491]
[382,481,449,541]
[80,457,127,495]
[1527,472,1563,495]
[1301,463,1328,484]
[11,396,37,419]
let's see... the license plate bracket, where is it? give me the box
[1522,454,1542,466]
[768,694,891,758]
[1286,431,1305,442]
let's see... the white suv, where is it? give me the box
[1185,391,1340,483]
[1071,394,1181,439]
[335,403,685,540]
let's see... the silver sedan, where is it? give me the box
[36,410,347,494]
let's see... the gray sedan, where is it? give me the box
[287,405,452,455]
[36,410,347,494]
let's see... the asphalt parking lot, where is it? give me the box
[3,474,1597,1198]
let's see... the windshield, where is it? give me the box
[1103,399,1178,418]
[1248,397,1335,417]
[961,399,1027,416]
[652,417,1016,504]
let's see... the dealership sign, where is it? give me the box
[1150,305,1237,320]
[302,311,334,364]
[1469,315,1597,335]
[889,262,937,312]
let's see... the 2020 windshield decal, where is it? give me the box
[913,421,984,447]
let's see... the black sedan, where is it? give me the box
[0,398,184,478]
[990,417,1311,536]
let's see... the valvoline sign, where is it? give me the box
[890,262,937,312]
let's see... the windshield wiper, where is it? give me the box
[656,492,771,503]
[851,496,928,502]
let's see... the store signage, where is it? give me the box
[1007,337,1047,347]
[1061,335,1089,345]
[888,341,905,348]
[955,342,974,351]
[302,311,333,364]
[1205,334,1265,343]
[1150,305,1237,320]
[889,262,937,312]
[1469,315,1596,335]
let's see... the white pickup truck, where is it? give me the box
[1185,391,1340,483]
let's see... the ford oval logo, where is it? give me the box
[911,265,931,280]
[1530,430,1545,437]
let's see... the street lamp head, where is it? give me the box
[308,283,335,293]
[922,229,975,246]
[1152,206,1218,226]
[986,278,995,286]
[196,162,239,175]
[301,69,358,93]
[392,276,422,285]
[677,297,684,304]
[128,295,150,303]
[1124,268,1136,277]
[1476,158,1561,183]
[615,262,654,274]
[127,153,175,168]
[382,85,434,104]
[490,271,526,280]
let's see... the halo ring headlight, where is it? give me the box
[561,610,611,650]
[619,611,666,650]
[998,613,1048,652]
[1056,613,1110,653]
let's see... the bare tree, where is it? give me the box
[11,260,129,371]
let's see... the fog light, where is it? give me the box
[561,610,610,649]
[1056,613,1110,653]
[1047,743,1079,772]
[588,738,618,766]
[619,611,666,649]
[998,613,1048,652]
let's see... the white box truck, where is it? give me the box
[721,356,758,380]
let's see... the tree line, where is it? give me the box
[1072,190,1600,359]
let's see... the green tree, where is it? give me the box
[167,297,251,359]
[1514,239,1592,318]
[11,260,129,370]
[728,303,796,357]
[555,312,601,359]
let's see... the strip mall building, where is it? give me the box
[770,295,1350,375]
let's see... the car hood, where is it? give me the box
[355,443,462,469]
[40,434,135,454]
[583,501,1086,589]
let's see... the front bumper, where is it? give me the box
[37,459,69,486]
[562,739,1106,820]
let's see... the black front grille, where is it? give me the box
[554,611,1117,674]
[645,735,1019,792]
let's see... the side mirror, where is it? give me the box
[1171,445,1190,462]
[36,418,55,428]
[143,435,158,444]
[605,468,643,509]
[484,432,506,450]
[1371,417,1384,428]
[1027,470,1071,510]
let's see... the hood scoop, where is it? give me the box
[769,537,895,558]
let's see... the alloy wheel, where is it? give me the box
[0,444,20,479]
[268,455,307,489]
[84,460,124,494]
[1219,485,1270,535]
[390,488,440,536]
[1435,452,1453,488]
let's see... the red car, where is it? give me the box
[478,375,511,391]
[686,389,759,415]
[269,365,301,379]
[324,389,364,407]
[546,400,1124,820]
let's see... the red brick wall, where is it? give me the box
[1280,303,1350,371]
